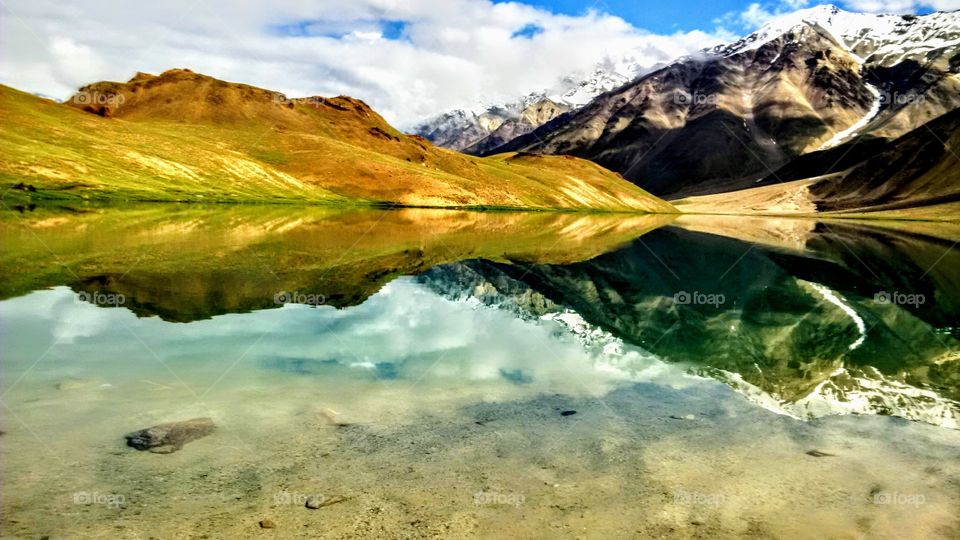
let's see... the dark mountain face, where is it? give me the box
[488,27,878,197]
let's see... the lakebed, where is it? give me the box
[1,206,958,538]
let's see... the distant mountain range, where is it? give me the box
[418,5,960,211]
[411,57,655,152]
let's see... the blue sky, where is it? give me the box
[519,0,761,32]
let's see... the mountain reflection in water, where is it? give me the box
[2,206,958,428]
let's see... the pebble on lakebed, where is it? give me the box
[125,417,215,454]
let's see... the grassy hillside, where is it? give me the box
[0,70,674,213]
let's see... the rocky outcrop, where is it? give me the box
[125,417,216,454]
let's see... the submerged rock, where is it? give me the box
[305,495,349,509]
[258,519,276,529]
[125,417,215,454]
[56,379,91,391]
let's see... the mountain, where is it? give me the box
[486,5,960,199]
[809,107,960,213]
[674,108,960,218]
[411,58,650,153]
[0,69,674,212]
[461,98,571,156]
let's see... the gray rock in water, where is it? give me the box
[125,417,215,454]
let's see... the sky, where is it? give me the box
[1,0,957,127]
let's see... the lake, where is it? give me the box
[1,206,958,538]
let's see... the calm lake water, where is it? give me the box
[1,206,958,538]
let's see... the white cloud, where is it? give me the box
[714,0,811,29]
[0,0,729,127]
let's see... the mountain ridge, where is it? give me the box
[411,56,659,153]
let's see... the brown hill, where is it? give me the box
[1,69,674,212]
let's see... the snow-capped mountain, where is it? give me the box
[714,4,960,67]
[493,5,960,197]
[411,56,655,153]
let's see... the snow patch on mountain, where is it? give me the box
[808,282,867,349]
[819,82,882,149]
[715,4,960,67]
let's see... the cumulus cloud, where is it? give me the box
[715,0,810,29]
[0,0,731,127]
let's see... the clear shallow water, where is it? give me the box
[1,207,958,538]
